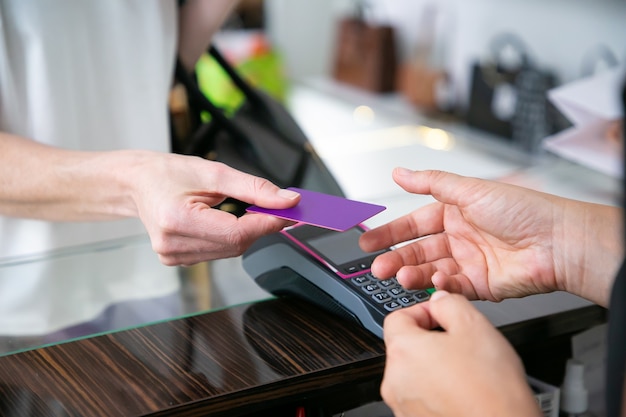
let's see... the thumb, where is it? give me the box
[214,166,301,209]
[392,168,471,207]
[427,291,493,334]
[257,186,301,208]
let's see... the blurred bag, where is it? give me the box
[396,4,453,113]
[332,2,397,92]
[466,33,560,152]
[397,63,448,111]
[172,46,345,216]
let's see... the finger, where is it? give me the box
[370,232,453,276]
[175,203,289,240]
[431,271,484,300]
[383,303,436,342]
[360,201,445,252]
[361,169,487,253]
[427,291,492,334]
[372,233,457,280]
[208,163,301,209]
[155,231,248,265]
[152,211,290,263]
[393,168,477,207]
[371,256,457,290]
[153,231,237,265]
[395,258,459,288]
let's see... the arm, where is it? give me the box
[0,133,300,265]
[0,133,139,221]
[177,0,239,71]
[360,168,623,307]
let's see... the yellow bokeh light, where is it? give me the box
[353,105,375,125]
[419,126,455,151]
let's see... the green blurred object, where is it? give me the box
[195,49,289,120]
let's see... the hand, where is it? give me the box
[359,168,622,304]
[132,153,300,265]
[359,168,561,301]
[0,135,301,266]
[381,291,541,417]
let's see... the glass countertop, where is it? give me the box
[0,234,272,357]
[1,81,621,359]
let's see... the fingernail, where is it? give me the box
[430,290,449,301]
[394,167,413,176]
[278,188,300,200]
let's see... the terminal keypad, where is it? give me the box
[348,273,431,313]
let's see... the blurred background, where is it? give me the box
[188,0,626,158]
[264,0,625,96]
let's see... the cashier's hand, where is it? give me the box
[359,168,563,302]
[133,153,300,266]
[381,291,542,417]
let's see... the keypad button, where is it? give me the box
[398,296,416,307]
[372,292,392,303]
[361,284,381,295]
[388,287,405,297]
[351,275,371,286]
[384,301,402,311]
[414,291,430,302]
[345,265,358,274]
[378,279,396,288]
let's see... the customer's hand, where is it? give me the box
[359,168,622,305]
[381,291,541,417]
[132,153,300,266]
[0,135,301,266]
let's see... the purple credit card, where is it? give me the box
[246,187,386,231]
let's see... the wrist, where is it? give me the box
[75,149,154,220]
[558,201,622,307]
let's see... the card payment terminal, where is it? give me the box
[242,223,432,338]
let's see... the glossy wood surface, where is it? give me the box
[0,297,385,417]
[0,293,607,417]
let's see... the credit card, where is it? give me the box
[246,187,386,231]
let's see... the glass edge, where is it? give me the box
[0,295,277,358]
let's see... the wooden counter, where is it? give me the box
[0,293,607,417]
[0,297,385,417]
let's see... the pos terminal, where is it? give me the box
[242,223,432,338]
